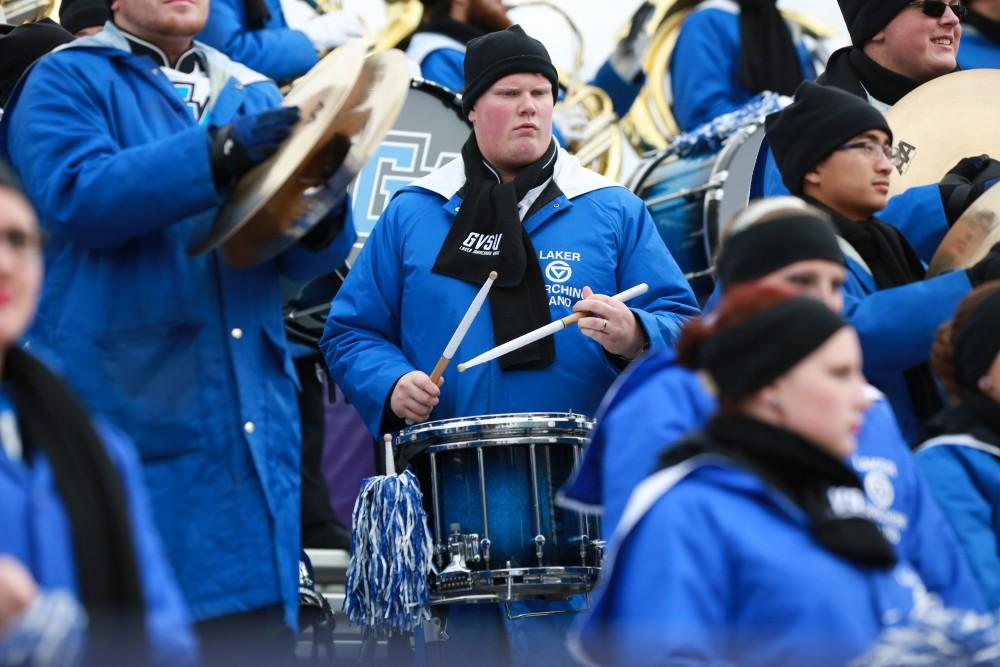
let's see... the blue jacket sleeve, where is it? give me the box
[620,197,700,349]
[320,198,417,436]
[590,59,644,119]
[669,9,743,132]
[5,57,222,250]
[277,209,358,281]
[917,445,1000,609]
[198,0,317,84]
[571,488,736,667]
[844,267,970,374]
[420,49,466,93]
[95,420,198,666]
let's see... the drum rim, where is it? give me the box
[394,411,594,445]
[402,434,590,453]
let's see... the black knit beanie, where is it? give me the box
[0,20,74,108]
[837,0,912,46]
[60,0,111,34]
[765,82,893,195]
[461,24,558,117]
[717,213,844,288]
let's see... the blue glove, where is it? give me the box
[210,106,301,188]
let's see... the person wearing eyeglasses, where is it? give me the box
[766,81,1000,444]
[959,0,1000,69]
[763,0,1000,279]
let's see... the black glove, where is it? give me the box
[966,242,1000,286]
[209,106,301,188]
[939,154,1000,226]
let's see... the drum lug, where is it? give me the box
[445,523,481,569]
[592,539,607,566]
[578,534,589,566]
[534,534,546,564]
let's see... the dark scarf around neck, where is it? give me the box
[661,413,897,568]
[432,137,558,370]
[817,202,944,427]
[924,392,1000,447]
[4,347,148,659]
[736,0,806,96]
[847,48,922,105]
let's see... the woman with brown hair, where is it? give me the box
[569,282,925,667]
[917,281,1000,609]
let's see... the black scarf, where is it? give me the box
[818,202,944,427]
[244,0,271,30]
[818,46,924,106]
[923,392,1000,447]
[4,347,148,660]
[660,414,898,568]
[967,9,1000,44]
[736,0,806,96]
[432,137,558,370]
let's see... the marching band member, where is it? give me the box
[959,0,1000,68]
[0,161,194,666]
[322,24,697,665]
[198,0,363,83]
[918,282,1000,608]
[561,198,985,611]
[570,284,931,667]
[766,81,1000,443]
[764,0,1000,263]
[668,0,819,131]
[0,0,355,661]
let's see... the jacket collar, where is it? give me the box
[406,145,621,204]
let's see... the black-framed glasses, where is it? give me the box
[908,0,967,19]
[836,142,899,162]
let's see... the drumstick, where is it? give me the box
[428,271,498,383]
[457,283,649,372]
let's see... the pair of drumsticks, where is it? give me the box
[426,275,650,383]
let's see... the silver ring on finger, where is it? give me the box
[601,318,608,332]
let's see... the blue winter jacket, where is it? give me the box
[1,24,353,626]
[560,349,986,611]
[0,417,195,665]
[958,26,1000,70]
[917,435,1000,608]
[198,0,317,84]
[321,148,699,436]
[568,457,927,667]
[841,255,970,443]
[670,3,816,131]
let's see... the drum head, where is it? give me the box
[705,122,766,249]
[346,78,470,260]
[885,69,1000,197]
[928,185,1000,277]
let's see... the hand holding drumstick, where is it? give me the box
[574,285,649,359]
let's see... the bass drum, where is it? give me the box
[628,122,766,304]
[347,77,470,260]
[284,79,469,346]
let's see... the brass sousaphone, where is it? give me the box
[883,69,1000,276]
[190,41,411,267]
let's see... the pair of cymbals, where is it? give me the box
[189,40,411,267]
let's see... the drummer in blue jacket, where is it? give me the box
[918,282,1000,608]
[763,0,1000,263]
[765,81,1000,443]
[570,285,930,667]
[323,24,697,665]
[0,162,194,665]
[668,0,819,131]
[560,197,986,612]
[959,0,1000,68]
[1,0,356,661]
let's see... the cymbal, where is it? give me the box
[187,40,367,261]
[220,47,411,268]
[885,69,1000,197]
[927,185,1000,277]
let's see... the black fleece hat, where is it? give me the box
[461,24,558,117]
[60,0,111,34]
[837,0,912,46]
[765,81,893,195]
[0,20,73,108]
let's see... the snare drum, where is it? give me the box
[394,412,602,604]
[348,78,470,259]
[629,122,766,303]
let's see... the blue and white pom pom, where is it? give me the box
[344,435,434,639]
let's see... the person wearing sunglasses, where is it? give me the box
[959,0,1000,69]
[766,81,1000,444]
[762,0,1000,283]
